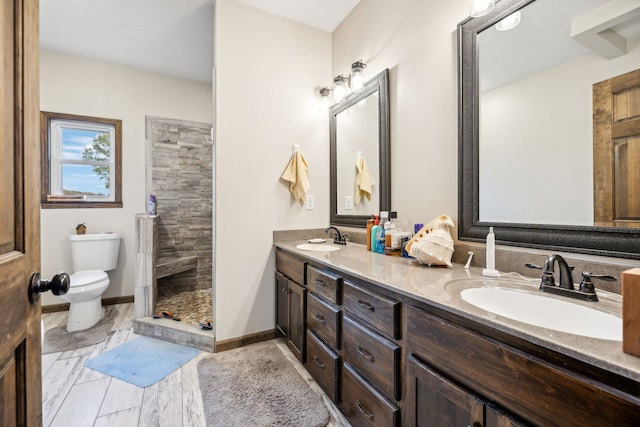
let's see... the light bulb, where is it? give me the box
[333,76,347,103]
[319,87,330,112]
[351,61,366,93]
[469,0,495,18]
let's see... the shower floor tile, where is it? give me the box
[155,288,213,326]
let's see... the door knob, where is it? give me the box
[29,272,70,303]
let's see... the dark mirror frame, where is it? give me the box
[330,68,391,228]
[458,0,640,259]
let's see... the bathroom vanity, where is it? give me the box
[274,241,640,426]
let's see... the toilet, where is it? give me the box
[59,232,122,332]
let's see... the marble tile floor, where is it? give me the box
[42,303,349,427]
[155,288,213,326]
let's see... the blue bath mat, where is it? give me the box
[84,336,200,387]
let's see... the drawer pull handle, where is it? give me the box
[356,345,375,361]
[315,279,327,287]
[313,355,325,369]
[314,314,326,323]
[356,400,374,420]
[357,299,375,311]
[282,288,290,294]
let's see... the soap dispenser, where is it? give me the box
[375,211,389,254]
[370,215,381,253]
[482,227,500,277]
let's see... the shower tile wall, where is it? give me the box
[147,117,213,297]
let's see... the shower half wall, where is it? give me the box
[146,116,213,325]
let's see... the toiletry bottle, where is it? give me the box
[366,216,376,251]
[376,211,389,254]
[482,227,500,277]
[148,194,157,216]
[384,211,398,255]
[370,216,381,253]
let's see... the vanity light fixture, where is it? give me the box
[318,60,368,110]
[350,60,367,93]
[333,75,348,103]
[495,11,521,31]
[319,87,331,112]
[469,0,495,17]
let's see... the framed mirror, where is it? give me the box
[458,0,640,259]
[330,68,390,227]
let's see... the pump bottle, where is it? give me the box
[482,227,500,277]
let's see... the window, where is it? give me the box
[41,112,122,208]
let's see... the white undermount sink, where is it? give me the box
[460,286,622,341]
[295,243,341,252]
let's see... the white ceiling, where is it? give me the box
[40,0,359,84]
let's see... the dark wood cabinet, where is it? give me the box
[306,330,340,403]
[275,246,640,427]
[343,280,401,340]
[287,279,306,362]
[275,271,289,337]
[307,292,341,349]
[275,250,307,363]
[404,355,525,427]
[342,363,399,427]
[342,315,400,402]
[406,304,640,426]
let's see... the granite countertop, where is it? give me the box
[274,239,640,383]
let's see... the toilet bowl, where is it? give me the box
[59,270,110,332]
[60,233,121,332]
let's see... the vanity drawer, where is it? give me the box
[307,292,341,349]
[305,330,340,404]
[341,363,399,427]
[343,281,400,339]
[307,265,342,304]
[276,250,306,285]
[342,316,400,402]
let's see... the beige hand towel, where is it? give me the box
[355,156,375,204]
[281,151,310,203]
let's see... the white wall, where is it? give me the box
[214,0,331,341]
[332,0,469,232]
[39,51,213,305]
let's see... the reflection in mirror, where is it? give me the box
[330,69,390,227]
[458,0,640,258]
[478,0,640,226]
[336,94,380,215]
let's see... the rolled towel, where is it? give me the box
[355,155,375,204]
[281,151,310,203]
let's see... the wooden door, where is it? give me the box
[593,68,640,227]
[1,0,42,424]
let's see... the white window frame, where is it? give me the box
[49,119,117,202]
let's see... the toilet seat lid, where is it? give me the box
[70,270,108,287]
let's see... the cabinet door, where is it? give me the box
[486,405,527,427]
[287,279,306,362]
[275,272,289,337]
[405,355,483,427]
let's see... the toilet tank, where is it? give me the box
[70,233,122,272]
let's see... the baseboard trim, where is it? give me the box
[41,295,134,313]
[104,295,134,306]
[215,329,279,353]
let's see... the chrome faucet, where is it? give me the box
[324,226,347,245]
